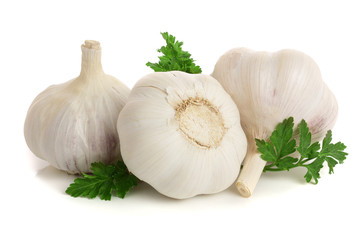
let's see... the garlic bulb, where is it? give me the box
[24,40,130,174]
[117,71,247,199]
[212,48,338,197]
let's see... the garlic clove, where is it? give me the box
[117,71,247,199]
[212,48,338,197]
[24,40,130,174]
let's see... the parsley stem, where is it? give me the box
[265,163,276,168]
[298,158,313,165]
[263,167,288,172]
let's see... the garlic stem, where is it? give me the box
[79,40,104,78]
[236,152,266,198]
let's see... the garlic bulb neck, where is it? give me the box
[79,40,104,78]
[236,152,265,198]
[175,97,225,149]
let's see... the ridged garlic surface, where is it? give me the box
[212,48,338,197]
[117,71,247,199]
[24,41,130,174]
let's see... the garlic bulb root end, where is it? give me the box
[175,97,225,149]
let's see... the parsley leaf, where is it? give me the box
[270,117,297,159]
[256,117,297,171]
[258,117,348,183]
[304,159,324,184]
[146,32,202,74]
[255,139,277,163]
[319,131,347,173]
[297,120,321,160]
[66,161,138,200]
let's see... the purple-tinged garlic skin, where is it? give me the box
[24,41,130,174]
[212,48,338,197]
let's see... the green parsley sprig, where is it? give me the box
[146,32,202,74]
[66,161,138,200]
[256,117,348,183]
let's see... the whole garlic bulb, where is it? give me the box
[212,48,338,197]
[117,71,247,199]
[24,40,130,174]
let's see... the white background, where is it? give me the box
[1,0,359,239]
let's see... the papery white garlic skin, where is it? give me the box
[212,48,338,197]
[24,40,130,174]
[117,71,247,199]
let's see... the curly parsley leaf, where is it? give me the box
[257,117,348,183]
[66,161,138,200]
[146,32,202,74]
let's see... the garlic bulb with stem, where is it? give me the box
[24,40,130,174]
[212,48,338,197]
[117,71,247,199]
